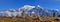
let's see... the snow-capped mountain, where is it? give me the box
[19,5,60,17]
[18,5,53,16]
[0,5,60,17]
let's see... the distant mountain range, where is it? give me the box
[0,5,60,17]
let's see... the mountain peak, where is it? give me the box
[37,5,41,7]
[35,5,44,10]
[55,9,59,11]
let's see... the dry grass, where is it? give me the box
[0,16,60,22]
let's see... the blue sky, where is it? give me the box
[0,0,60,10]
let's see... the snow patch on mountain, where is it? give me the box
[21,5,35,10]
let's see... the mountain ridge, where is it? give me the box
[0,5,60,17]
